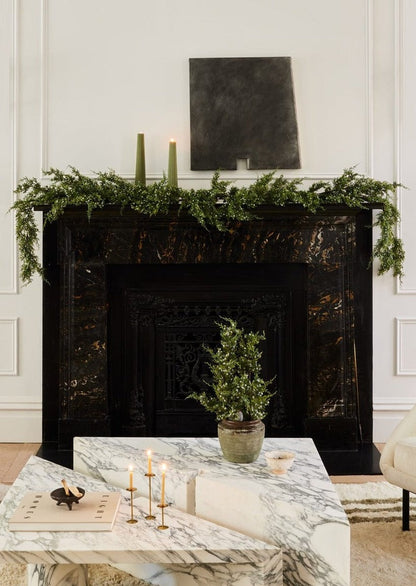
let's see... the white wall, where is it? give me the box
[0,0,414,442]
[0,0,42,440]
[372,0,416,440]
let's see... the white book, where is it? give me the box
[9,491,121,531]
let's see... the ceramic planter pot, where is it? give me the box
[217,419,265,463]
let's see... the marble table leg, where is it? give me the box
[27,564,87,586]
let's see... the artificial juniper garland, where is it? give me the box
[11,166,404,284]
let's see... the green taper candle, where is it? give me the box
[167,139,178,187]
[135,133,146,185]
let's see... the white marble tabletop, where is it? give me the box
[0,455,281,586]
[74,436,345,516]
[73,436,349,586]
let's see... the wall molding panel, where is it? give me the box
[395,0,412,294]
[0,0,18,294]
[40,0,49,179]
[0,318,18,376]
[396,317,416,375]
[365,0,374,177]
[396,0,416,294]
[0,214,18,296]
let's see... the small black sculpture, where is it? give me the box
[50,487,85,511]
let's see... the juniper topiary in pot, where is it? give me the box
[188,317,274,463]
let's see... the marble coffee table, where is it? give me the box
[74,437,350,586]
[0,455,282,585]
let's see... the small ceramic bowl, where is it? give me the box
[265,451,295,474]
[50,487,85,510]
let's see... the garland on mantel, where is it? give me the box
[11,166,404,284]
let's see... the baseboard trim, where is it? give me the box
[372,397,415,442]
[373,397,416,411]
[0,410,41,442]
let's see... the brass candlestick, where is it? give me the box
[126,487,138,524]
[157,503,169,530]
[144,473,156,520]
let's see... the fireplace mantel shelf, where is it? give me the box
[34,202,383,218]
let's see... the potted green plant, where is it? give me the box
[188,317,274,463]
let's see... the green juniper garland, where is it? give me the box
[11,166,404,284]
[187,318,274,422]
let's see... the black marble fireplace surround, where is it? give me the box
[41,205,376,461]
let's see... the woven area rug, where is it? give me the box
[335,481,416,585]
[0,481,416,585]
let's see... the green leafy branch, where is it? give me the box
[11,166,404,284]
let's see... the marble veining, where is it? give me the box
[74,437,343,513]
[74,436,349,585]
[0,456,281,585]
[28,563,87,586]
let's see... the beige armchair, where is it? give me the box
[380,403,416,530]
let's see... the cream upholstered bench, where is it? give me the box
[380,404,416,530]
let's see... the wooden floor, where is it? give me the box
[0,443,385,485]
[0,443,41,485]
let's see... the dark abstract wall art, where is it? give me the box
[189,57,300,170]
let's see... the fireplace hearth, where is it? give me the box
[41,205,375,460]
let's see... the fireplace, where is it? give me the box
[41,205,374,455]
